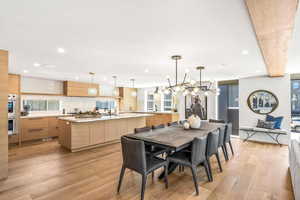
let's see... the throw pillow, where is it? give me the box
[266,115,283,129]
[256,119,275,129]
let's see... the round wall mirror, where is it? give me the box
[247,90,279,115]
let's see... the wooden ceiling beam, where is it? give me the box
[245,0,298,77]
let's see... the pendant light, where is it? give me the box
[112,75,118,96]
[88,72,98,95]
[130,78,137,97]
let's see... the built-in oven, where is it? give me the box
[8,117,16,135]
[8,94,17,118]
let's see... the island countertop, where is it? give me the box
[58,113,153,123]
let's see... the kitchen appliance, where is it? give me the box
[8,94,17,118]
[8,94,18,135]
[8,117,16,136]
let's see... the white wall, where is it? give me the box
[239,75,291,144]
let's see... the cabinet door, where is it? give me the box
[48,117,59,137]
[71,123,90,149]
[90,121,105,145]
[118,119,128,136]
[8,74,20,94]
[104,120,119,142]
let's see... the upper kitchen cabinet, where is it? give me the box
[119,87,137,111]
[8,74,20,94]
[63,81,99,97]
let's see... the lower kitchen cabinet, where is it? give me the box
[21,116,63,142]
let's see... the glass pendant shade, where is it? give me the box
[88,88,97,95]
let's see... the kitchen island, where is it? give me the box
[58,113,151,152]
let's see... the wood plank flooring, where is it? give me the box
[0,138,294,200]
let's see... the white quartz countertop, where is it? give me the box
[58,113,153,123]
[21,113,73,119]
[121,111,178,115]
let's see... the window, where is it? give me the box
[147,94,154,111]
[163,94,172,111]
[96,100,115,109]
[228,84,239,108]
[23,99,60,111]
[291,80,300,117]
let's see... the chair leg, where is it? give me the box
[164,165,168,189]
[190,166,199,195]
[203,160,212,182]
[229,140,234,155]
[221,146,229,161]
[206,158,213,182]
[152,172,154,180]
[215,153,223,172]
[141,174,147,200]
[117,165,126,193]
[224,143,229,159]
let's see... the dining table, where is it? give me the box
[125,121,225,179]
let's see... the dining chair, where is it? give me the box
[179,120,188,125]
[152,124,165,129]
[217,125,229,161]
[135,126,168,179]
[167,121,179,126]
[167,136,210,195]
[117,136,168,200]
[209,119,225,123]
[206,129,222,181]
[223,123,234,159]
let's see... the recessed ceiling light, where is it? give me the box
[144,69,149,73]
[75,76,79,80]
[241,50,249,55]
[103,76,107,81]
[57,47,65,54]
[33,62,40,67]
[23,70,28,73]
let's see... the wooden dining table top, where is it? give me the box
[125,121,225,150]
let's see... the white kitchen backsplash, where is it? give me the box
[21,95,118,114]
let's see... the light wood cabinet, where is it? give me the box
[90,121,105,145]
[48,117,60,137]
[21,116,68,142]
[8,74,20,94]
[63,81,99,97]
[119,87,137,112]
[145,113,180,127]
[59,117,146,152]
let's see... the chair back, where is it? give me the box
[206,129,220,157]
[179,120,188,125]
[218,125,226,147]
[121,137,146,173]
[168,121,178,126]
[224,123,232,143]
[209,119,225,123]
[191,136,207,165]
[134,127,151,134]
[152,124,165,129]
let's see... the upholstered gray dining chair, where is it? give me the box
[206,129,222,181]
[117,136,168,200]
[223,123,234,159]
[152,124,165,129]
[167,121,179,126]
[167,136,210,195]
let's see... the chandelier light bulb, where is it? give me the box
[193,87,199,93]
[164,89,170,95]
[175,86,181,92]
[204,91,209,96]
[183,90,189,96]
[191,91,196,96]
[190,80,196,85]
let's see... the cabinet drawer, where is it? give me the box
[22,118,48,129]
[22,127,48,141]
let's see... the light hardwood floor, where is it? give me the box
[0,138,294,200]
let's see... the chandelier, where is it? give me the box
[161,55,219,96]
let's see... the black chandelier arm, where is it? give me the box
[182,73,187,84]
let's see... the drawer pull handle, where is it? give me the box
[28,128,43,132]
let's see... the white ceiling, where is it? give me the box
[1,0,298,87]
